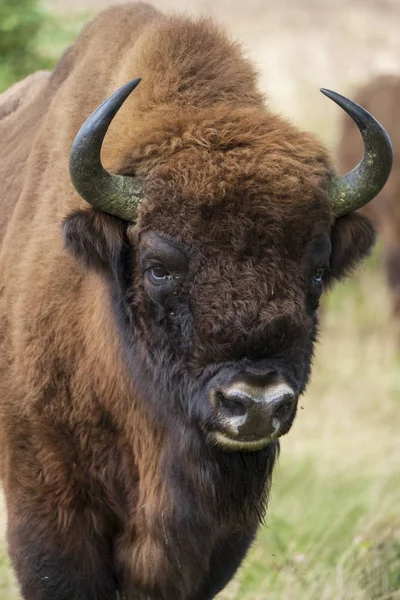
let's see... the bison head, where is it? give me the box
[64,79,392,451]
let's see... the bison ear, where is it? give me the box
[62,209,129,275]
[326,212,376,284]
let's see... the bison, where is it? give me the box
[337,74,400,318]
[0,3,392,599]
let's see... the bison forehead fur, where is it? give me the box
[0,3,376,600]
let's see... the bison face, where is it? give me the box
[133,224,331,451]
[64,197,374,452]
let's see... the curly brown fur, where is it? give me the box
[0,3,375,599]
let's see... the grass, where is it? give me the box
[1,2,399,598]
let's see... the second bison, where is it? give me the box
[338,74,400,317]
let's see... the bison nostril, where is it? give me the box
[273,400,293,421]
[272,394,296,423]
[215,391,247,417]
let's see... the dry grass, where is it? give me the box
[1,0,400,598]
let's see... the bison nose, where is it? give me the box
[213,377,297,446]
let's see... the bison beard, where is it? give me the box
[0,2,387,600]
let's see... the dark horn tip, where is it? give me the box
[320,87,337,98]
[320,88,347,101]
[320,88,366,119]
[124,77,142,92]
[319,88,392,141]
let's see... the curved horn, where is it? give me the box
[69,78,143,221]
[320,88,393,218]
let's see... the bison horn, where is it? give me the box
[69,78,143,221]
[320,88,392,218]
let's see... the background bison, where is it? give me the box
[0,1,399,600]
[337,74,400,319]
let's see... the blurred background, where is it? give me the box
[0,0,399,598]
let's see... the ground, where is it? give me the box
[1,0,400,598]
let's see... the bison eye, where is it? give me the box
[307,267,326,313]
[148,265,174,284]
[311,267,326,285]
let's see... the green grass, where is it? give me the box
[218,466,400,600]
